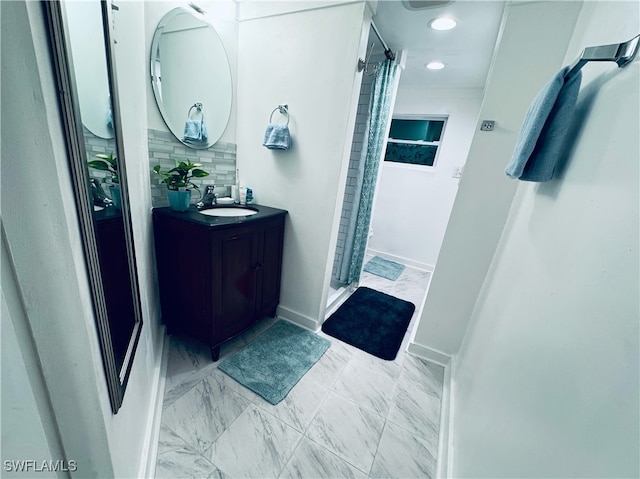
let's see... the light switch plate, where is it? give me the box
[480,120,496,131]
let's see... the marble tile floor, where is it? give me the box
[154,264,444,479]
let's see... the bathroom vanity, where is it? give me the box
[94,207,137,372]
[153,205,287,360]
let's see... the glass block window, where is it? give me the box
[385,116,447,167]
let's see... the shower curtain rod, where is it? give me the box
[358,21,396,73]
[371,21,396,60]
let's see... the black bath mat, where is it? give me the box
[322,287,415,360]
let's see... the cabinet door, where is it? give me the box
[257,217,285,318]
[154,216,210,338]
[95,217,135,372]
[216,228,260,339]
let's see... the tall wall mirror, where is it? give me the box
[43,0,143,413]
[150,6,232,149]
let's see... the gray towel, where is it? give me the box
[263,123,291,150]
[106,105,113,129]
[183,118,208,145]
[505,66,582,182]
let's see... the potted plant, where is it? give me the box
[153,160,210,211]
[88,152,122,209]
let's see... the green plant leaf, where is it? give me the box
[191,169,209,178]
[87,160,111,171]
[95,153,117,168]
[153,160,210,191]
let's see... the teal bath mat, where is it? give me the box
[218,321,330,405]
[363,256,405,281]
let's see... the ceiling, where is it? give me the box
[372,0,506,90]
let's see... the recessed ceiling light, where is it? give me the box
[426,61,446,70]
[429,17,457,31]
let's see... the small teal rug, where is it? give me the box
[218,321,330,405]
[363,256,405,281]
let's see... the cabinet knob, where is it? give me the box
[253,262,263,270]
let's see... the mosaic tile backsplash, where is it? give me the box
[148,128,237,208]
[84,126,116,184]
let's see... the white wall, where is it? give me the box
[107,2,165,477]
[2,2,115,475]
[368,88,483,269]
[411,1,583,356]
[1,310,57,479]
[451,1,639,476]
[1,2,164,477]
[237,1,364,21]
[1,245,61,478]
[236,1,370,328]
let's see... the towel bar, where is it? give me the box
[269,104,289,125]
[566,34,639,79]
[188,102,204,119]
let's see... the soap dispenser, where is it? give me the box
[232,168,240,203]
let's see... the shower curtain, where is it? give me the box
[336,58,398,285]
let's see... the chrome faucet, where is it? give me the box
[90,178,113,208]
[197,185,217,209]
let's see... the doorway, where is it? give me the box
[326,42,485,324]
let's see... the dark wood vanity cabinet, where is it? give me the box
[93,209,137,373]
[153,206,287,360]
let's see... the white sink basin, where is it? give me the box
[199,207,258,217]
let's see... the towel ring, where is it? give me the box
[188,102,204,119]
[269,104,289,126]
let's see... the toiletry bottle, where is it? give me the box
[234,169,240,204]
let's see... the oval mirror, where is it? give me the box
[150,7,232,149]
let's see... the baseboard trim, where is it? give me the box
[437,355,455,478]
[276,305,319,332]
[406,341,454,478]
[366,248,435,272]
[324,283,356,320]
[138,326,169,479]
[407,341,451,366]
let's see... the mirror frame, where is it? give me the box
[149,6,233,149]
[43,0,143,414]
